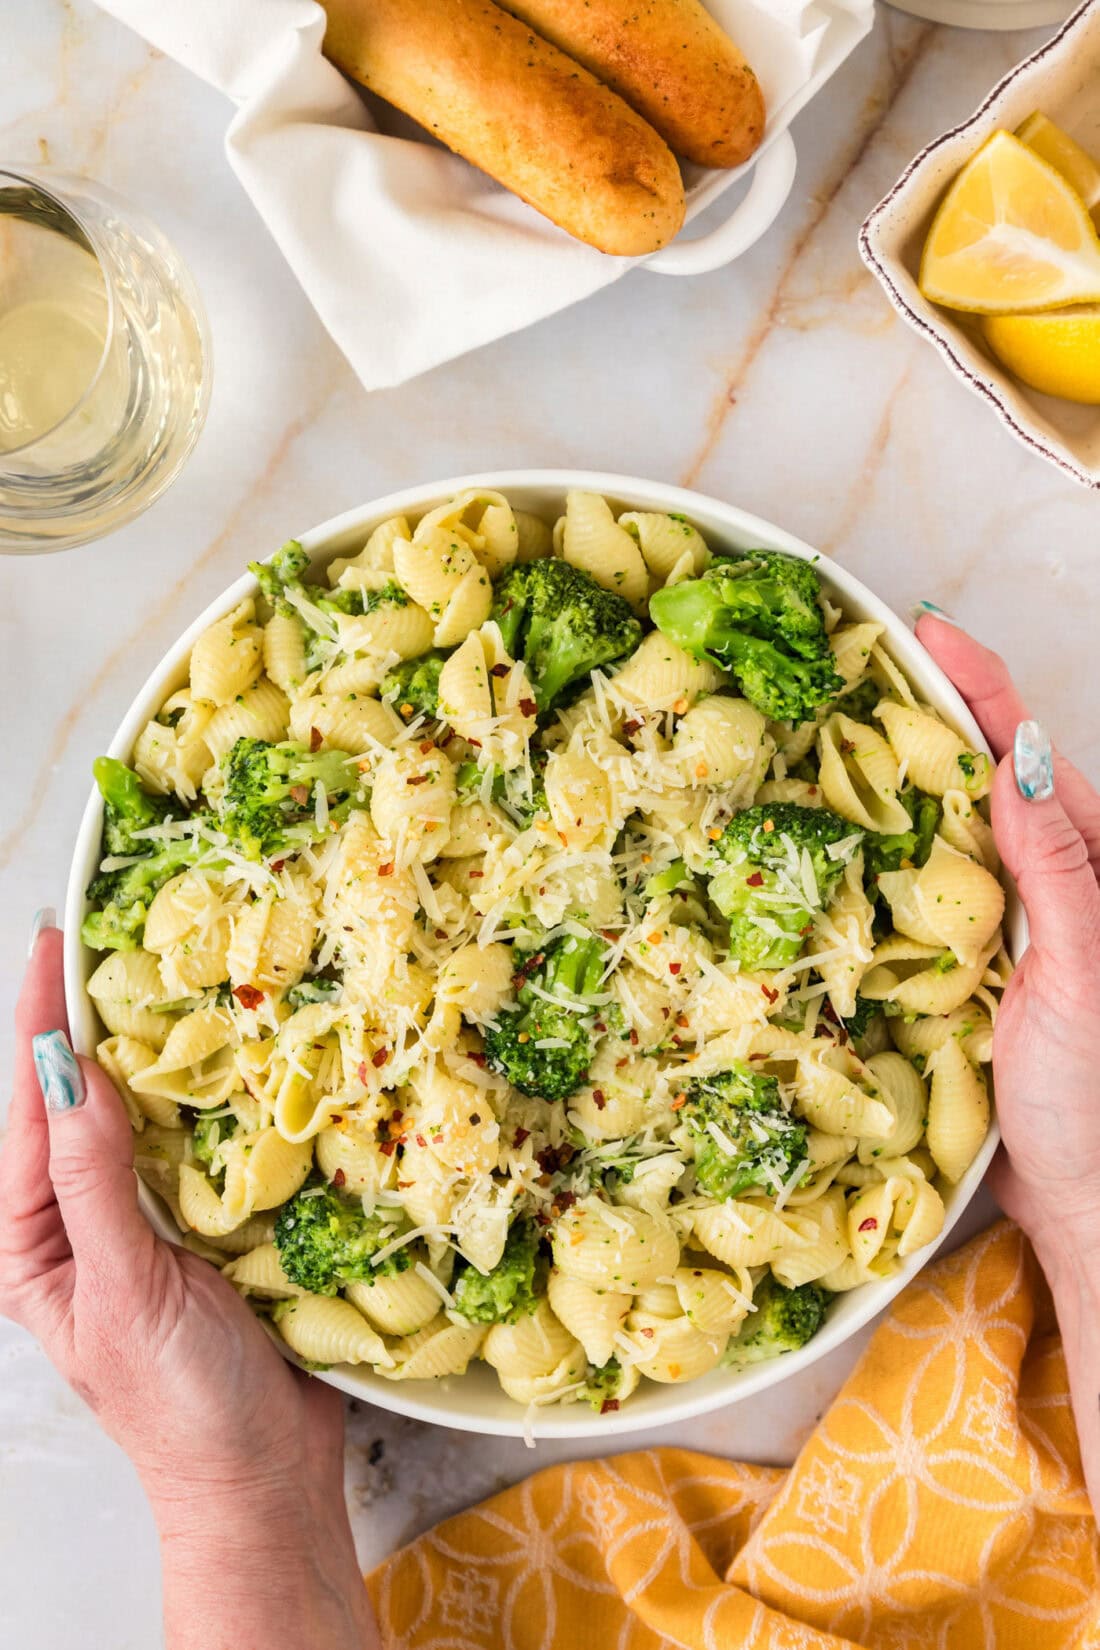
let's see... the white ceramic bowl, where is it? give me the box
[860,0,1100,490]
[64,470,1016,1439]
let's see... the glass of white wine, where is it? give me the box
[0,168,210,554]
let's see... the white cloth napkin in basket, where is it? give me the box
[93,0,872,389]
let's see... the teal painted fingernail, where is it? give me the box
[1014,719,1054,802]
[32,1031,86,1113]
[911,600,958,626]
[28,907,56,958]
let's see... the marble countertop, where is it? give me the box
[3,3,1098,1644]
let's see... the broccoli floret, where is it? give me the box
[191,1113,240,1187]
[274,1181,412,1294]
[456,751,549,827]
[218,737,365,860]
[380,650,448,721]
[81,759,206,951]
[644,858,693,900]
[580,1357,630,1413]
[285,977,341,1010]
[708,803,862,971]
[452,1220,542,1325]
[649,551,843,724]
[249,543,399,670]
[684,1066,808,1200]
[725,1278,830,1365]
[248,541,311,611]
[93,757,175,856]
[863,789,942,878]
[838,994,878,1042]
[82,832,219,952]
[484,931,608,1101]
[491,558,642,712]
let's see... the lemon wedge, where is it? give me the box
[983,306,1100,403]
[919,130,1100,314]
[1016,112,1100,213]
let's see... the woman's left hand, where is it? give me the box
[0,918,377,1650]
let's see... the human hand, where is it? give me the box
[915,613,1100,1269]
[0,917,376,1649]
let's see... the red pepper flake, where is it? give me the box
[629,1029,639,1045]
[270,858,286,873]
[670,1093,687,1111]
[232,984,265,1010]
[406,773,430,786]
[371,1047,389,1068]
[399,702,415,720]
[858,1217,878,1232]
[622,719,642,737]
[800,922,815,936]
[600,1398,620,1414]
[289,784,310,806]
[416,1134,427,1149]
[431,1133,444,1145]
[593,1021,607,1034]
[391,1109,404,1122]
[552,1190,577,1216]
[840,737,856,755]
[762,818,775,833]
[469,869,484,878]
[600,929,620,942]
[309,725,323,753]
[640,1327,655,1339]
[419,740,435,755]
[397,1179,413,1189]
[536,1143,575,1175]
[469,1051,487,1068]
[519,698,538,718]
[536,1209,552,1227]
[332,1167,346,1188]
[513,1126,530,1147]
[808,785,818,795]
[469,1112,481,1126]
[378,861,395,878]
[668,961,681,976]
[616,1057,629,1070]
[592,1088,606,1110]
[434,928,448,941]
[357,1061,369,1085]
[675,1013,689,1028]
[489,662,509,678]
[379,1139,397,1156]
[761,984,779,1004]
[746,871,765,888]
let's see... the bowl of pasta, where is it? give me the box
[64,472,1016,1439]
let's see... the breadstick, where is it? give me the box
[501,0,765,168]
[319,0,686,256]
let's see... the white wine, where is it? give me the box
[0,171,209,553]
[0,217,111,453]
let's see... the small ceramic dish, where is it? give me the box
[64,469,1019,1441]
[860,0,1100,489]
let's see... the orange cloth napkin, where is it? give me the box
[368,1222,1099,1648]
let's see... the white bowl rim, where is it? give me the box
[858,0,1100,492]
[64,468,1015,1440]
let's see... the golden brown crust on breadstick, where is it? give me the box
[318,0,685,256]
[500,0,765,168]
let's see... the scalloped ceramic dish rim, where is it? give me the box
[858,0,1100,491]
[63,468,1016,1440]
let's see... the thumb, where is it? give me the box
[992,722,1100,973]
[32,1031,156,1286]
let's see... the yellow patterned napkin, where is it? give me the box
[368,1222,1099,1649]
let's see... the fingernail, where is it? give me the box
[28,906,56,958]
[911,600,959,626]
[1014,719,1054,802]
[32,1030,86,1113]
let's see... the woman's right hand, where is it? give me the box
[918,612,1100,1511]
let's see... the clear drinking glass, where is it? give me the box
[0,168,210,554]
